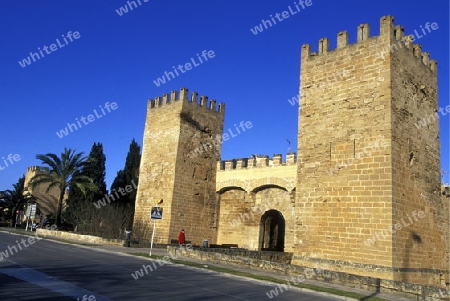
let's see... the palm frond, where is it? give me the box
[33,148,95,225]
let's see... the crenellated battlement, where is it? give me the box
[218,153,297,171]
[301,15,437,73]
[27,166,40,172]
[26,166,49,173]
[24,166,50,189]
[147,87,225,114]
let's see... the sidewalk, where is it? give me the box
[0,228,414,301]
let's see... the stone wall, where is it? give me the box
[216,154,296,251]
[389,20,447,285]
[36,228,123,245]
[171,246,293,264]
[216,154,297,192]
[171,246,450,300]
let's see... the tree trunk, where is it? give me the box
[56,189,65,226]
[11,205,18,227]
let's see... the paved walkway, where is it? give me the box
[0,228,414,301]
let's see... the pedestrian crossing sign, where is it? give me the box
[151,207,163,219]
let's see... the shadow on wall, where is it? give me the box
[400,231,423,283]
[35,194,58,218]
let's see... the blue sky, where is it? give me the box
[0,0,448,190]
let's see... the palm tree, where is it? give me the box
[0,176,27,226]
[29,148,98,226]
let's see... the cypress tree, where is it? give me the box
[110,139,141,205]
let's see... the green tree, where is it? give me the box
[110,139,141,205]
[66,143,107,227]
[83,143,107,197]
[110,170,126,197]
[0,176,27,226]
[29,148,97,226]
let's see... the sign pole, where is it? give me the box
[149,199,163,256]
[149,220,156,256]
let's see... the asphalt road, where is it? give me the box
[0,232,341,301]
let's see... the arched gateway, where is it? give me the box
[259,210,285,252]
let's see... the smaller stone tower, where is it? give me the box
[133,88,225,245]
[24,166,60,217]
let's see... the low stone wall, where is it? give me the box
[197,248,293,264]
[169,246,450,301]
[36,229,123,246]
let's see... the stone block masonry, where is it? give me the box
[133,88,225,246]
[376,21,439,61]
[414,105,450,129]
[295,15,448,286]
[296,18,396,278]
[24,166,62,217]
[172,246,449,300]
[389,15,445,285]
[216,154,297,252]
[131,15,448,293]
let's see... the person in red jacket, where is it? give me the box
[178,229,185,246]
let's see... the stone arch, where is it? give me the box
[252,184,288,193]
[216,179,250,193]
[216,177,296,194]
[217,186,245,194]
[251,177,295,193]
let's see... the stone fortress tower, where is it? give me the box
[133,16,448,287]
[132,88,225,245]
[24,166,62,218]
[295,15,447,285]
